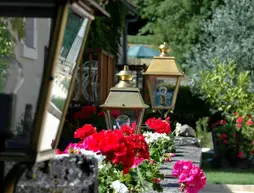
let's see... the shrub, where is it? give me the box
[191,60,254,119]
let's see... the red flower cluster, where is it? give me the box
[126,134,150,159]
[211,119,227,129]
[74,124,97,140]
[219,133,228,144]
[120,124,135,136]
[235,115,253,129]
[83,128,150,174]
[145,117,171,134]
[73,105,97,120]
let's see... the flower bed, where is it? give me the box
[56,117,206,193]
[211,115,254,167]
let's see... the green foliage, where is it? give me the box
[128,35,156,45]
[98,163,122,193]
[173,86,211,128]
[184,0,254,76]
[196,117,213,148]
[99,160,164,193]
[120,160,164,193]
[10,18,25,40]
[191,60,254,118]
[148,135,175,162]
[132,0,223,63]
[86,0,128,57]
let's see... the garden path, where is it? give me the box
[148,137,202,193]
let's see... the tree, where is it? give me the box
[184,0,254,77]
[0,18,24,92]
[132,0,223,64]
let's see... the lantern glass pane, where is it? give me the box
[148,76,178,108]
[39,9,89,152]
[108,109,142,130]
[0,16,52,150]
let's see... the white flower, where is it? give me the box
[111,180,129,193]
[55,154,70,159]
[143,132,170,144]
[175,122,182,137]
[79,149,105,164]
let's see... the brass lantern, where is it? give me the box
[0,0,109,166]
[143,43,184,116]
[100,65,149,134]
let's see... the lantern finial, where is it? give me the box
[159,42,169,57]
[115,65,135,88]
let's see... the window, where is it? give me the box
[21,18,38,60]
[25,18,35,48]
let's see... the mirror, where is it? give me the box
[38,8,89,151]
[1,17,52,149]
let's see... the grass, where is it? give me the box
[201,153,254,184]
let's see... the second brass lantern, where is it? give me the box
[100,65,148,134]
[143,43,184,113]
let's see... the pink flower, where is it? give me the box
[236,116,243,123]
[236,123,242,129]
[169,153,176,157]
[246,119,253,126]
[149,159,154,164]
[131,157,147,168]
[172,160,206,193]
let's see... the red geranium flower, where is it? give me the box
[97,112,105,117]
[238,151,244,159]
[236,116,243,124]
[81,105,96,119]
[84,130,136,174]
[145,117,171,134]
[111,109,121,119]
[74,124,97,140]
[56,149,63,154]
[73,111,83,120]
[153,178,161,183]
[120,125,135,136]
[246,119,253,126]
[236,123,242,129]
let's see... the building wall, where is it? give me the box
[13,18,51,128]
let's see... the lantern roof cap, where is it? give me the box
[100,87,149,109]
[143,42,184,77]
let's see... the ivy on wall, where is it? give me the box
[86,0,129,57]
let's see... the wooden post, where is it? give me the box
[79,53,83,101]
[88,53,92,101]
